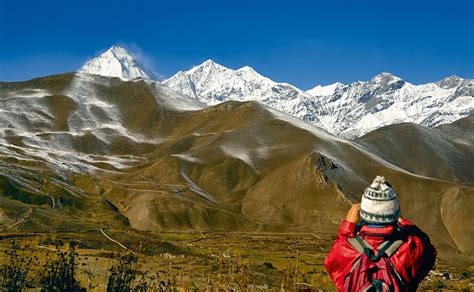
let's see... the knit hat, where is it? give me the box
[360,176,400,224]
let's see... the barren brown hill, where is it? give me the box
[356,115,474,185]
[0,73,472,263]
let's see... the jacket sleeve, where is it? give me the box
[324,220,360,289]
[396,219,437,288]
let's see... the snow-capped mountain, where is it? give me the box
[163,60,309,109]
[77,49,473,139]
[164,60,473,138]
[162,60,334,128]
[310,73,474,138]
[78,46,156,80]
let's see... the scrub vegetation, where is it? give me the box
[0,232,472,290]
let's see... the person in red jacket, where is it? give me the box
[324,176,437,291]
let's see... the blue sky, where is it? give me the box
[0,0,473,89]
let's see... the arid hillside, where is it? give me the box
[0,73,472,263]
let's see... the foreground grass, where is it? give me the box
[0,231,472,290]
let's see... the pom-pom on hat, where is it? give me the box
[360,176,400,224]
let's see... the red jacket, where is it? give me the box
[324,219,437,291]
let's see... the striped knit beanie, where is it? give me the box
[360,176,400,224]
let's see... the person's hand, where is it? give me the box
[346,203,361,224]
[398,216,404,224]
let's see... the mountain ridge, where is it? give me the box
[165,62,474,138]
[74,45,473,139]
[356,114,474,185]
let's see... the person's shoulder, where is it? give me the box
[396,224,435,256]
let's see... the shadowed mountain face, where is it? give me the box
[356,115,474,185]
[0,73,473,262]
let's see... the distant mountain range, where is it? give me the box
[79,46,474,138]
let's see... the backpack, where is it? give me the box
[342,236,407,292]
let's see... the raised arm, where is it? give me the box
[324,204,361,289]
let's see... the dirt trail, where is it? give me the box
[99,228,136,254]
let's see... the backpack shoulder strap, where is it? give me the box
[347,236,373,254]
[348,236,404,261]
[377,239,404,257]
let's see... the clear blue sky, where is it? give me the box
[1,0,473,89]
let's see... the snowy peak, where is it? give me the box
[356,72,406,102]
[187,59,230,75]
[235,65,274,83]
[108,45,132,59]
[371,72,402,82]
[164,60,306,106]
[436,75,464,89]
[78,45,156,80]
[306,82,343,96]
[363,72,405,92]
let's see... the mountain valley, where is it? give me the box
[0,72,472,265]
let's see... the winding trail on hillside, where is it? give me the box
[99,228,136,254]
